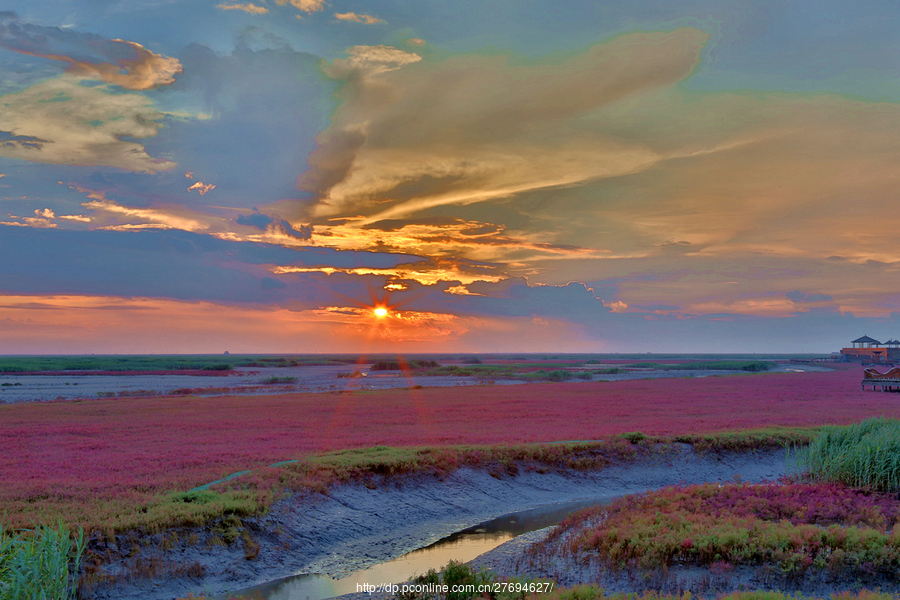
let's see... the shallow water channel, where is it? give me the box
[223,496,610,600]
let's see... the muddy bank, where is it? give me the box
[87,445,791,600]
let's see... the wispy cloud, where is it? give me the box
[300,30,706,219]
[273,258,506,287]
[304,216,600,263]
[84,198,207,232]
[335,12,385,25]
[217,2,269,14]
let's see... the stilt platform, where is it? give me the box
[862,367,900,391]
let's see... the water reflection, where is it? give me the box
[229,533,511,600]
[222,496,610,600]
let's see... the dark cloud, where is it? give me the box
[235,211,273,230]
[0,129,45,150]
[152,43,332,207]
[0,226,419,304]
[0,12,124,64]
[236,210,312,240]
[261,277,287,290]
[787,290,833,303]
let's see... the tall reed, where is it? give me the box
[796,417,900,491]
[0,522,85,600]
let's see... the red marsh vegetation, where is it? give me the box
[0,365,892,530]
[531,481,900,574]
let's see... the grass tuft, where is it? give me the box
[796,417,900,491]
[0,521,85,599]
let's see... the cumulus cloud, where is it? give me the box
[0,76,175,172]
[293,25,900,326]
[0,14,181,90]
[187,181,216,196]
[300,30,706,219]
[1,207,92,228]
[322,45,422,78]
[217,3,269,14]
[335,12,385,24]
[274,0,324,14]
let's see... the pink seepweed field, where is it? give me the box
[528,480,900,580]
[1,364,895,534]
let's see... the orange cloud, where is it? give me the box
[187,181,216,196]
[17,40,181,91]
[273,260,505,286]
[322,45,422,78]
[217,2,269,14]
[299,216,600,264]
[275,0,324,14]
[78,189,207,232]
[683,297,801,318]
[2,207,91,228]
[445,285,483,296]
[335,12,385,24]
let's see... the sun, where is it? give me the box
[373,306,388,318]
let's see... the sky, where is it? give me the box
[1,0,899,354]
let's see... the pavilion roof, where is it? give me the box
[853,335,882,344]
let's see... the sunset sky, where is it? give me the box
[1,1,899,354]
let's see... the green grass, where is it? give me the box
[673,426,821,451]
[259,376,297,384]
[796,417,900,491]
[0,522,84,600]
[397,560,554,600]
